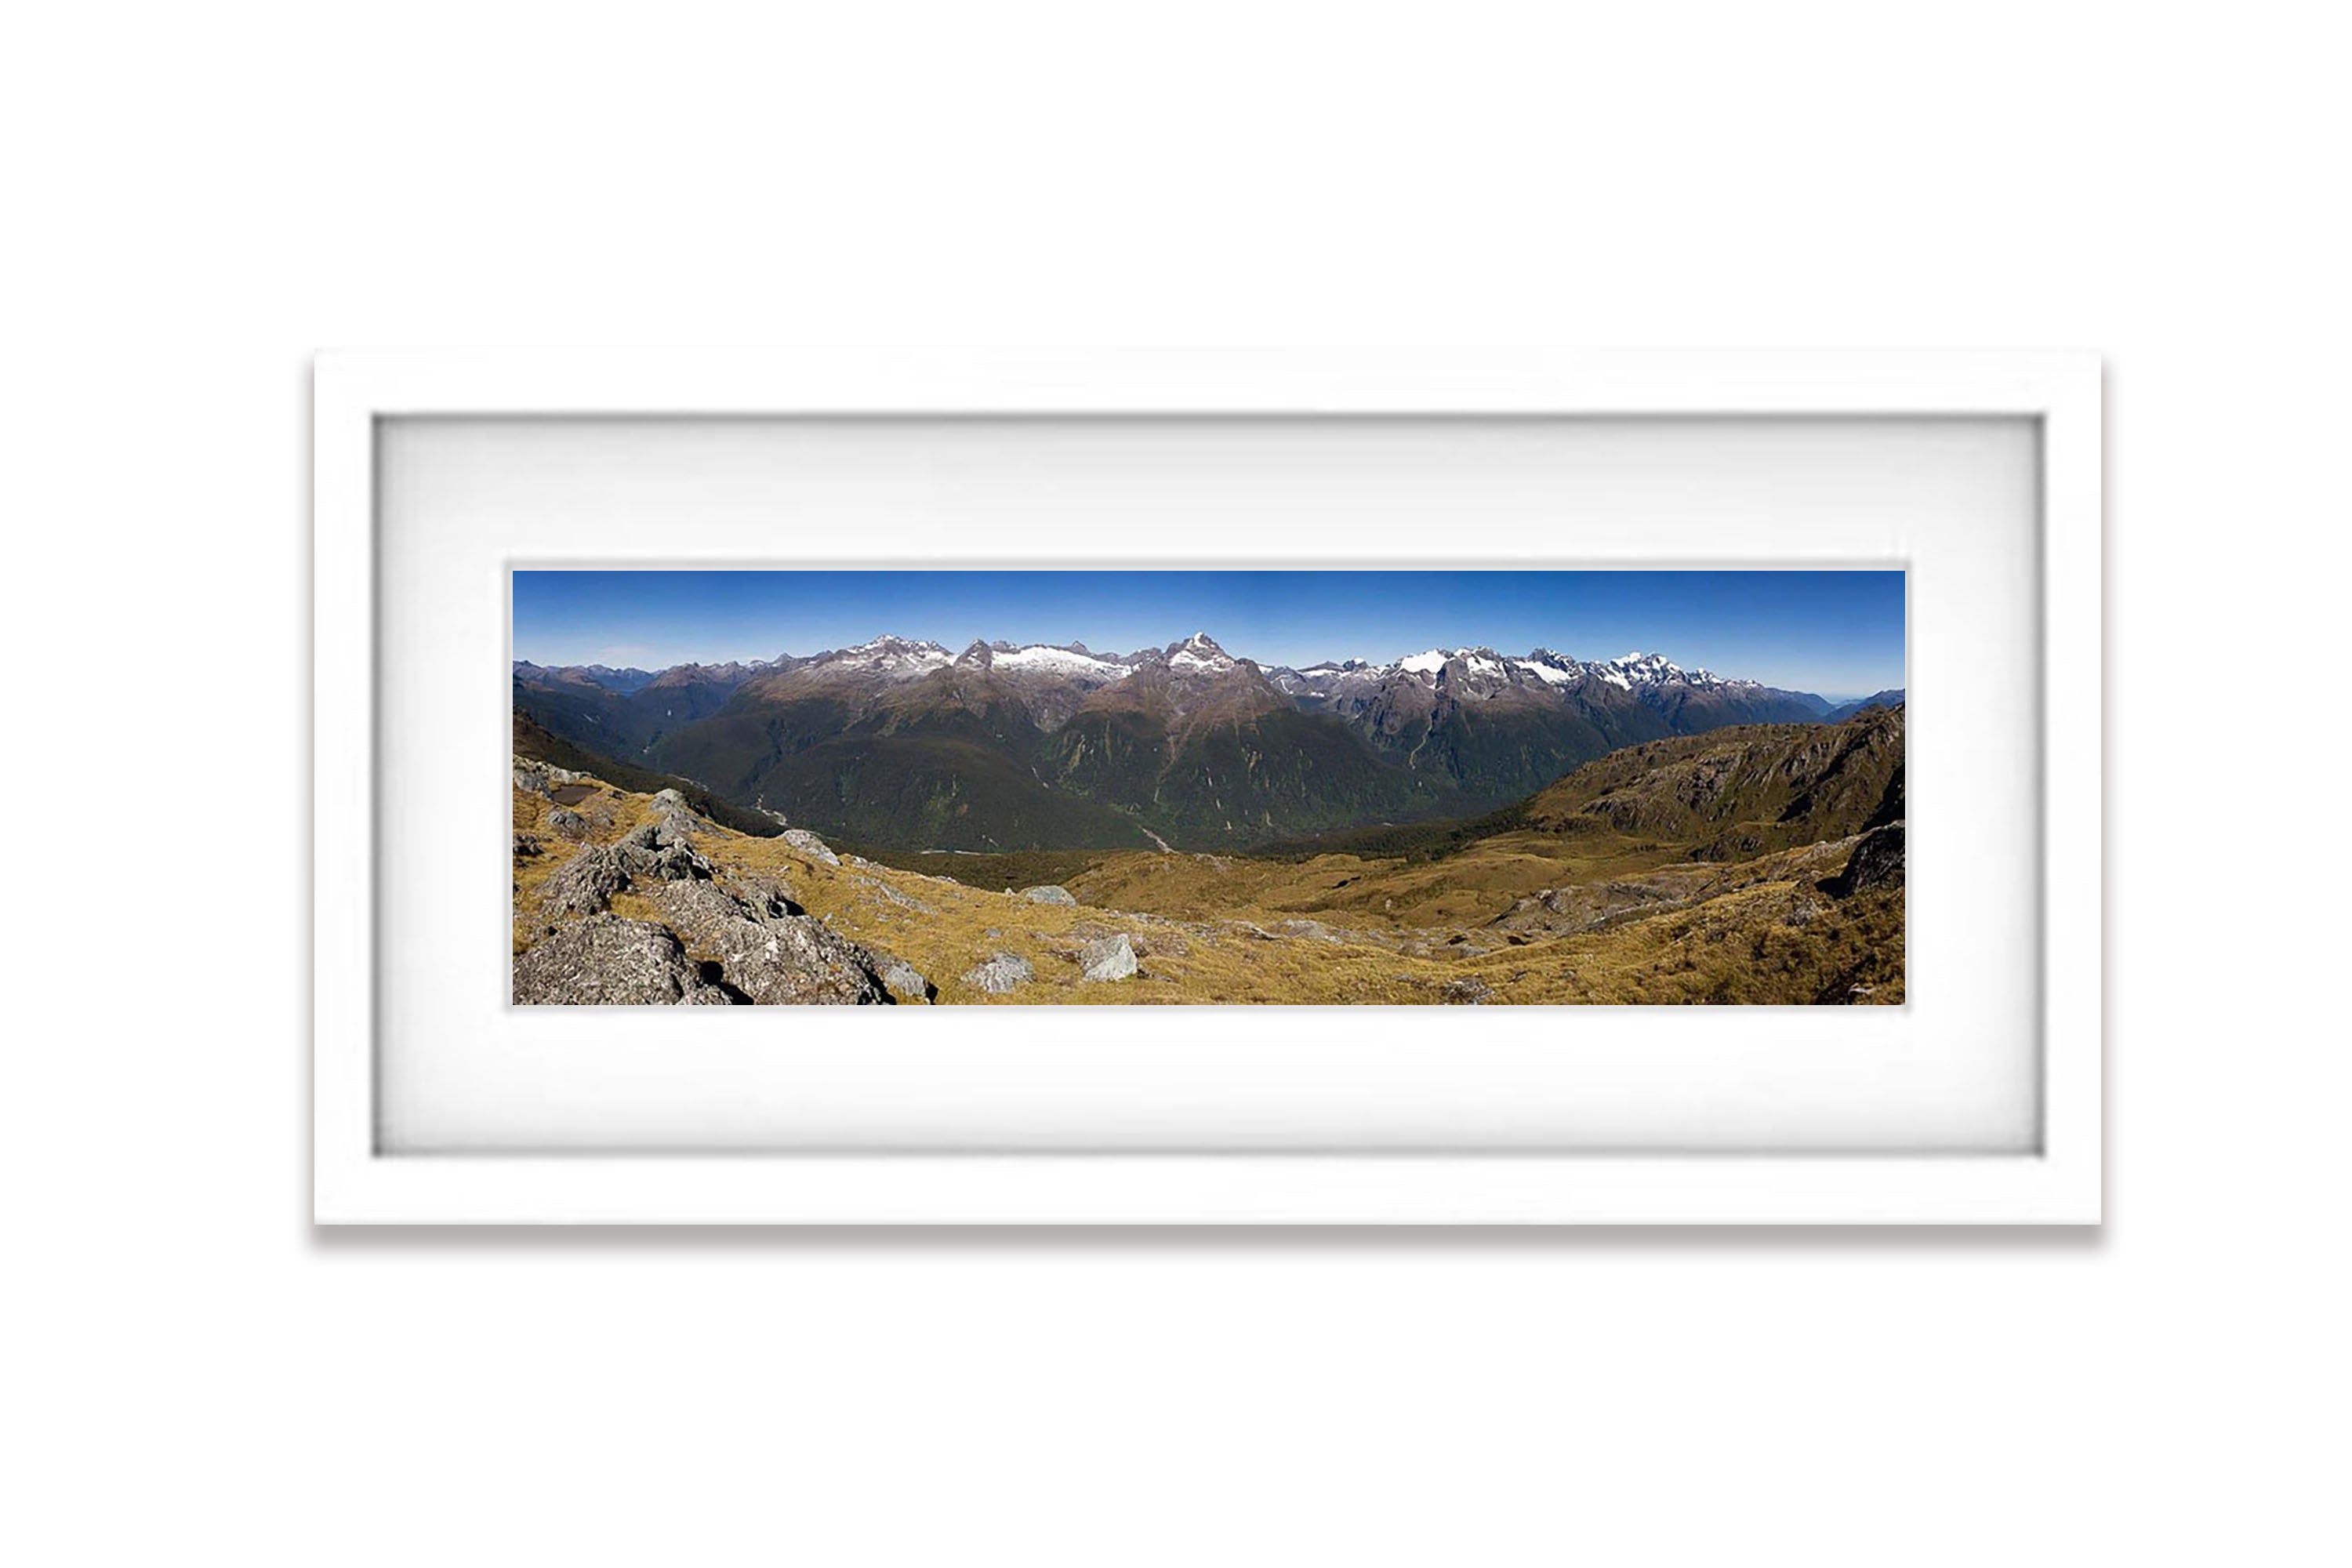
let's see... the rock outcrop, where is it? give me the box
[513,916,735,1005]
[1020,884,1077,906]
[780,829,841,867]
[721,869,804,918]
[539,844,633,918]
[517,787,893,1002]
[512,757,582,797]
[1831,821,1906,895]
[655,879,888,1004]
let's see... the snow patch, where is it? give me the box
[992,644,1132,681]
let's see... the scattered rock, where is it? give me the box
[1020,884,1077,906]
[1078,933,1138,982]
[781,828,841,867]
[1440,978,1494,1005]
[512,830,545,858]
[513,916,734,1005]
[859,877,933,913]
[961,952,1036,994]
[651,788,690,811]
[546,807,590,840]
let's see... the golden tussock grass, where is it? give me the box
[515,777,1905,1005]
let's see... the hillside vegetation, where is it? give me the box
[511,709,1906,1005]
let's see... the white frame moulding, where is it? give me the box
[313,350,2103,1226]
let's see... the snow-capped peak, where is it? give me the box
[1599,652,1683,684]
[1167,631,1238,673]
[1368,644,1750,693]
[815,634,954,680]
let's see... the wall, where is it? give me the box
[4,4,2343,1563]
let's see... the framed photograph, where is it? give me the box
[314,350,2101,1225]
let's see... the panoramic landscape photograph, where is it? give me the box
[511,569,1907,1006]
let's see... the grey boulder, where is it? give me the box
[877,956,936,1002]
[1078,933,1138,982]
[1020,884,1077,906]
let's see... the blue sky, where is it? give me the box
[514,569,1905,698]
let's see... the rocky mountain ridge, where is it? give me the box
[521,631,1833,717]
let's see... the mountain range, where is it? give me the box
[514,631,1884,851]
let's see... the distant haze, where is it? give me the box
[514,568,1904,695]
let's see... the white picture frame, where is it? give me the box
[314,350,2101,1225]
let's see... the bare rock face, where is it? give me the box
[513,916,735,1005]
[780,829,841,867]
[961,952,1035,994]
[1078,933,1138,982]
[1832,821,1906,895]
[655,880,888,1004]
[545,807,590,840]
[1020,884,1077,906]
